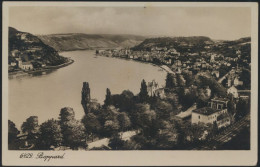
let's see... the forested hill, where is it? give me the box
[38,33,146,51]
[132,36,214,52]
[9,27,67,66]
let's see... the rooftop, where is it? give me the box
[193,107,220,116]
[211,97,228,102]
[22,62,33,65]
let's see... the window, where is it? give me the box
[198,115,200,119]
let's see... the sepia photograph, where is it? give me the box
[2,1,258,166]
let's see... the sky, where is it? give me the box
[9,6,251,40]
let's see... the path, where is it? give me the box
[87,130,137,149]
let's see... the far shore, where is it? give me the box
[8,58,74,78]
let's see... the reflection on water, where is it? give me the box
[9,50,167,128]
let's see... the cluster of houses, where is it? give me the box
[8,49,46,72]
[97,45,244,82]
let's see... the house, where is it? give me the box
[210,97,228,110]
[147,80,160,96]
[19,61,33,70]
[212,70,220,78]
[191,107,228,125]
[191,107,230,129]
[227,85,238,98]
[233,77,243,86]
[10,62,17,66]
[191,97,231,128]
[11,50,19,57]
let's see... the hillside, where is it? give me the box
[9,27,67,66]
[38,33,146,51]
[132,36,213,53]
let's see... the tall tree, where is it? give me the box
[165,73,175,89]
[37,119,62,150]
[104,88,112,107]
[139,79,149,103]
[81,82,91,114]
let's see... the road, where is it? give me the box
[87,131,136,150]
[217,69,233,83]
[192,113,250,150]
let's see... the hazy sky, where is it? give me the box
[9,6,251,40]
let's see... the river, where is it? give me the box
[9,50,167,128]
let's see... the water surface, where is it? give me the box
[9,50,167,128]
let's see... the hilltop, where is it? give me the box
[38,33,146,51]
[132,36,213,52]
[9,27,67,66]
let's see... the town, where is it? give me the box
[9,36,251,151]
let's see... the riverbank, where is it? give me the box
[9,58,74,79]
[97,53,175,74]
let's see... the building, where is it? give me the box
[227,85,238,98]
[191,98,231,128]
[147,80,160,96]
[20,62,33,70]
[210,97,228,110]
[10,62,17,66]
[212,70,220,78]
[233,77,243,86]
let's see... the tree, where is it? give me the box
[154,99,173,120]
[37,119,62,150]
[98,105,120,126]
[227,96,236,116]
[117,112,131,132]
[21,116,39,135]
[103,120,120,137]
[62,119,87,150]
[59,107,87,149]
[104,88,112,106]
[133,103,158,137]
[165,73,175,89]
[156,120,178,149]
[8,120,19,148]
[59,107,75,123]
[240,68,251,89]
[81,113,101,141]
[81,82,91,114]
[235,99,249,121]
[139,79,149,103]
[176,74,186,87]
[182,71,194,86]
[108,133,125,150]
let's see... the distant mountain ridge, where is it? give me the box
[38,33,146,51]
[132,36,250,53]
[133,36,213,50]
